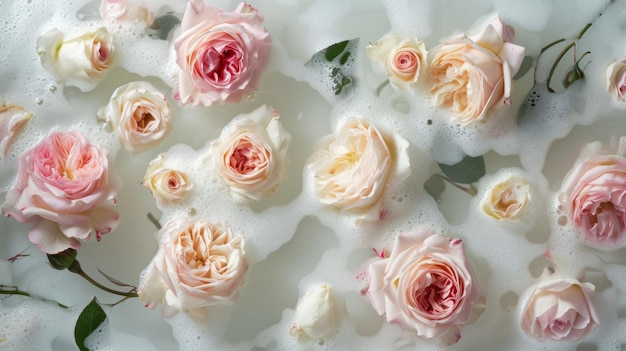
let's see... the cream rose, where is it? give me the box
[307,118,410,217]
[37,27,114,87]
[0,103,32,158]
[173,1,271,106]
[606,58,626,101]
[97,81,173,154]
[139,219,247,321]
[99,0,155,24]
[367,34,427,88]
[559,137,626,248]
[289,284,339,343]
[481,173,530,221]
[520,274,599,341]
[362,228,482,340]
[428,16,525,125]
[143,154,191,206]
[210,105,290,204]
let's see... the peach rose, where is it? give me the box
[367,34,427,88]
[99,0,154,24]
[139,219,247,320]
[481,174,530,221]
[209,105,290,204]
[0,103,32,158]
[428,16,525,125]
[520,274,599,341]
[1,130,119,254]
[97,81,173,154]
[143,154,191,206]
[559,137,626,248]
[173,1,271,106]
[362,228,482,340]
[37,27,114,86]
[308,118,410,216]
[606,58,626,101]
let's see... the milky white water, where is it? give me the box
[1,0,626,350]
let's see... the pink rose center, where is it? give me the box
[132,106,157,133]
[408,261,463,320]
[95,41,111,64]
[394,50,418,74]
[228,138,268,175]
[194,36,244,86]
[167,175,181,193]
[583,201,626,242]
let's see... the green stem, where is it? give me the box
[437,174,478,196]
[0,285,69,308]
[577,22,592,39]
[375,79,390,97]
[70,262,138,298]
[547,42,575,92]
[147,212,162,229]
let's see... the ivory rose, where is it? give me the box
[37,27,114,86]
[606,58,626,101]
[481,173,530,221]
[307,118,410,217]
[520,274,599,341]
[559,137,626,248]
[428,16,525,125]
[0,103,32,157]
[362,228,482,340]
[209,105,290,204]
[1,130,119,254]
[143,154,191,205]
[99,0,155,24]
[367,34,427,88]
[97,81,173,154]
[289,284,339,343]
[138,219,247,321]
[173,1,271,106]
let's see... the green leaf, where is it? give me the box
[306,39,359,96]
[324,40,349,61]
[423,174,445,201]
[47,249,78,271]
[148,14,181,40]
[438,155,485,184]
[513,55,534,80]
[75,297,107,351]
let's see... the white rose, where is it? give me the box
[37,27,114,87]
[99,0,155,24]
[480,173,530,221]
[367,34,427,89]
[97,81,173,154]
[289,285,339,343]
[142,154,191,206]
[209,105,290,204]
[0,103,31,157]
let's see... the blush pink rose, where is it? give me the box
[1,130,119,254]
[99,0,155,24]
[520,274,599,341]
[559,137,626,248]
[366,34,427,89]
[362,228,482,340]
[428,16,525,125]
[173,1,271,106]
[606,57,626,101]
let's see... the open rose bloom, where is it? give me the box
[308,118,410,218]
[173,1,271,106]
[481,173,531,221]
[143,154,192,206]
[97,81,173,154]
[1,130,119,254]
[138,219,247,322]
[559,136,626,248]
[428,17,525,125]
[606,58,626,102]
[209,105,290,204]
[37,27,114,89]
[367,34,427,89]
[362,228,483,341]
[520,274,599,342]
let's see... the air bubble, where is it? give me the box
[557,216,567,226]
[187,208,197,217]
[36,98,43,105]
[49,85,57,93]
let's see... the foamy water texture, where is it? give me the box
[2,0,626,350]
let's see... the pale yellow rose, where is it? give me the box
[481,174,530,221]
[143,154,191,206]
[0,103,31,158]
[210,105,290,204]
[367,34,427,89]
[428,17,525,124]
[98,81,173,154]
[289,284,339,343]
[37,27,114,86]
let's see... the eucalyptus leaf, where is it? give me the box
[324,40,349,61]
[423,174,445,201]
[75,297,107,351]
[513,55,534,80]
[437,155,485,184]
[306,38,358,95]
[148,14,181,40]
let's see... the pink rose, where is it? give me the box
[559,137,626,248]
[366,34,427,89]
[428,16,525,124]
[139,219,247,321]
[99,0,155,24]
[1,130,119,254]
[173,1,271,106]
[520,274,599,341]
[606,58,626,101]
[362,228,482,340]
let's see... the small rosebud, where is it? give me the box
[289,285,338,343]
[47,249,78,271]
